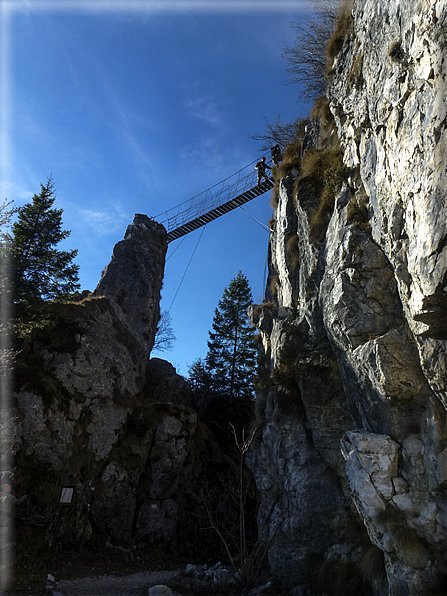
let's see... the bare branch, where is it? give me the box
[251,115,311,152]
[0,199,18,235]
[152,310,176,353]
[282,0,340,99]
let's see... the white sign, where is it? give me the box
[60,487,74,504]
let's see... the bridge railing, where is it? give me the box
[155,153,272,234]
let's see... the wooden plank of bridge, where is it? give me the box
[166,179,274,243]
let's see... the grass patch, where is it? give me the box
[310,96,334,130]
[325,0,355,70]
[317,558,373,596]
[286,235,300,270]
[376,505,428,565]
[251,301,276,321]
[298,144,350,243]
[309,190,336,243]
[300,145,349,197]
[271,140,303,208]
[375,505,407,529]
[309,96,337,149]
[349,51,364,89]
[269,274,280,299]
[275,140,302,178]
[346,192,370,228]
[357,545,386,586]
[272,116,310,186]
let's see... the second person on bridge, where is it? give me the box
[255,156,271,186]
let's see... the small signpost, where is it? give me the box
[50,485,76,559]
[59,486,75,506]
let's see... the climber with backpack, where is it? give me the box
[255,156,271,186]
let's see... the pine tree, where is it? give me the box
[206,271,257,403]
[7,177,80,332]
[188,357,215,416]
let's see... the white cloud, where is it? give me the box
[77,203,130,236]
[179,134,246,179]
[0,180,36,205]
[185,94,223,128]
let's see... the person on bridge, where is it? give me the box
[255,156,272,186]
[271,144,282,166]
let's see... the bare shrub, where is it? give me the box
[252,115,310,153]
[282,0,340,99]
[205,425,277,589]
[152,310,176,353]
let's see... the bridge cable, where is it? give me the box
[263,246,270,301]
[166,235,186,262]
[167,224,207,314]
[237,205,273,233]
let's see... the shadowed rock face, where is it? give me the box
[28,214,168,402]
[94,213,167,365]
[13,215,174,544]
[13,215,217,552]
[12,213,254,567]
[248,0,447,593]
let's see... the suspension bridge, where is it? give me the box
[155,154,274,243]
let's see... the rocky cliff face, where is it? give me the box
[248,1,447,594]
[12,215,238,561]
[9,2,447,592]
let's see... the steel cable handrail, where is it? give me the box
[155,153,272,233]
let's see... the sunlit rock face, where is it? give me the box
[249,0,447,593]
[329,0,447,402]
[38,214,168,402]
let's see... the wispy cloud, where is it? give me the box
[0,180,35,204]
[72,52,165,192]
[78,203,130,236]
[179,134,245,177]
[185,94,223,128]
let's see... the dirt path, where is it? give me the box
[54,569,182,596]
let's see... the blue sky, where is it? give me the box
[1,0,312,376]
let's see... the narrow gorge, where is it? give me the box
[9,0,447,594]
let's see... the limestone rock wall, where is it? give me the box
[11,215,231,558]
[249,1,447,594]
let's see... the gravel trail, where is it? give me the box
[54,569,182,596]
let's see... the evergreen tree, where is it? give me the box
[188,357,215,416]
[6,177,80,332]
[189,357,213,393]
[206,271,257,403]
